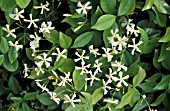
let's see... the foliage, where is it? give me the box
[0,0,170,111]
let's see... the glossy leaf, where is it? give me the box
[154,75,170,90]
[43,30,59,44]
[58,58,75,73]
[91,6,103,26]
[133,67,146,87]
[22,102,31,111]
[0,0,17,11]
[71,32,93,48]
[0,37,9,54]
[159,27,170,42]
[153,49,161,69]
[118,0,135,16]
[154,0,170,14]
[152,6,167,27]
[0,54,4,65]
[92,88,103,105]
[73,70,87,91]
[37,93,55,105]
[8,46,18,63]
[100,0,116,14]
[91,14,116,30]
[8,76,22,94]
[23,92,38,100]
[142,0,155,11]
[15,0,31,8]
[59,32,72,49]
[151,92,166,106]
[3,55,18,72]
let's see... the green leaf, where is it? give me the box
[0,0,17,11]
[22,102,31,111]
[8,46,18,63]
[59,32,72,49]
[37,93,55,105]
[151,92,166,106]
[100,0,116,14]
[138,27,149,53]
[154,75,170,90]
[3,55,18,72]
[158,43,170,62]
[17,33,29,45]
[23,92,38,100]
[58,58,75,73]
[116,89,133,109]
[154,0,170,14]
[152,6,167,27]
[0,54,4,65]
[91,14,116,31]
[15,0,31,8]
[142,0,155,11]
[26,48,34,61]
[133,67,146,87]
[139,81,157,93]
[81,92,93,111]
[118,0,135,16]
[92,88,103,105]
[65,104,85,111]
[11,97,23,103]
[8,76,22,94]
[0,37,9,54]
[43,30,59,44]
[73,70,87,92]
[153,49,162,69]
[159,27,170,42]
[71,32,93,48]
[91,6,103,26]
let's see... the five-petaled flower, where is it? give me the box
[30,32,41,50]
[52,48,67,61]
[24,14,39,28]
[111,60,127,72]
[34,1,50,14]
[8,41,23,51]
[39,21,55,33]
[85,70,100,86]
[64,93,81,108]
[10,8,24,20]
[36,53,52,68]
[74,50,89,63]
[113,71,129,87]
[128,38,143,55]
[76,1,92,14]
[58,72,72,86]
[2,24,16,38]
[102,47,113,62]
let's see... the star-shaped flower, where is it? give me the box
[2,24,16,38]
[30,32,41,50]
[34,1,50,14]
[24,14,39,28]
[128,38,143,55]
[39,21,55,33]
[113,71,129,87]
[9,8,24,20]
[52,48,67,61]
[58,72,72,86]
[8,41,23,51]
[85,70,100,86]
[36,53,52,68]
[64,93,81,108]
[111,60,127,72]
[76,1,92,14]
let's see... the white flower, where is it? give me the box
[102,79,112,95]
[8,41,23,51]
[34,1,50,14]
[58,72,72,86]
[36,53,52,68]
[63,13,72,17]
[111,60,127,72]
[30,32,41,50]
[102,47,113,62]
[103,98,119,104]
[128,38,143,55]
[34,61,45,75]
[142,95,146,99]
[39,21,55,33]
[9,8,24,20]
[85,70,100,86]
[111,46,119,54]
[74,50,89,63]
[113,71,129,87]
[107,29,119,46]
[89,45,100,57]
[23,64,30,78]
[52,48,67,61]
[126,24,140,37]
[114,35,128,51]
[24,14,39,28]
[121,18,134,28]
[35,80,49,92]
[75,61,90,75]
[47,91,60,104]
[93,59,102,73]
[64,93,81,108]
[105,68,117,83]
[76,1,92,14]
[2,24,16,38]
